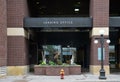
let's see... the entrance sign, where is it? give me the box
[24,17,92,28]
[25,17,120,28]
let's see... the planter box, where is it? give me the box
[69,65,81,75]
[34,65,81,76]
[46,66,69,76]
[34,65,46,75]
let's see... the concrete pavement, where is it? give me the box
[0,73,120,82]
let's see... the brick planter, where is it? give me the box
[69,65,81,75]
[34,65,46,75]
[46,66,69,76]
[34,65,81,76]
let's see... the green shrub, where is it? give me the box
[49,61,56,65]
[57,60,63,65]
[39,61,46,65]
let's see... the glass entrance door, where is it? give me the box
[109,45,116,68]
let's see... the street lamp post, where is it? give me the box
[99,34,106,79]
[94,30,110,80]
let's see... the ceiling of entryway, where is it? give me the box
[27,0,90,17]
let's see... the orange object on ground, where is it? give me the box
[60,69,64,79]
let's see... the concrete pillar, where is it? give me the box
[7,0,29,75]
[90,0,110,75]
[90,28,110,75]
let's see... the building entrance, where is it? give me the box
[109,28,120,73]
[109,45,120,73]
[28,29,91,73]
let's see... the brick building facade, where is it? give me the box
[0,0,120,76]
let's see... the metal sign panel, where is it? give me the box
[24,17,120,28]
[24,17,92,28]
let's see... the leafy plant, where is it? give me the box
[57,60,63,65]
[49,61,56,65]
[39,61,46,65]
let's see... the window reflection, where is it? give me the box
[42,45,76,65]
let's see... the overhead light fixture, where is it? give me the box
[74,8,79,12]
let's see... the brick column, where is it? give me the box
[0,0,7,66]
[90,0,110,75]
[7,0,29,75]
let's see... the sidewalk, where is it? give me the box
[0,73,120,82]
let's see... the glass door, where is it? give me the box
[109,45,116,68]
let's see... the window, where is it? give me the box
[42,45,76,65]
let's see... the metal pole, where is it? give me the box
[101,34,104,69]
[99,34,106,79]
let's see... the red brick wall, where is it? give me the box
[7,0,28,27]
[90,0,109,27]
[90,36,109,65]
[90,0,109,66]
[34,65,81,76]
[7,0,29,66]
[7,36,28,66]
[0,0,7,66]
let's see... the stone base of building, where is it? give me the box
[0,66,7,78]
[7,66,28,76]
[90,65,110,75]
